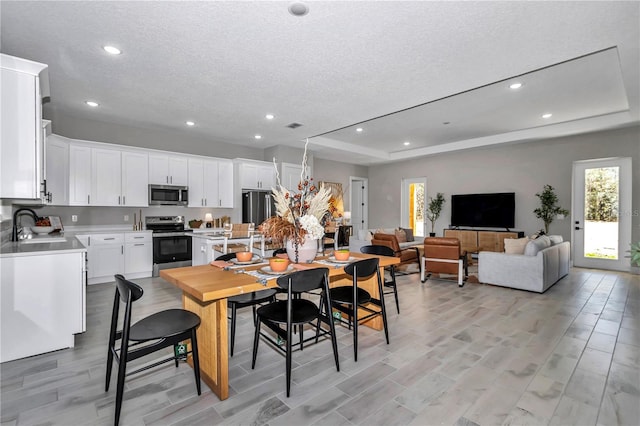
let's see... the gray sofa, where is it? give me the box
[478,236,570,293]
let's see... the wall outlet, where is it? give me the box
[124,215,129,222]
[71,215,78,222]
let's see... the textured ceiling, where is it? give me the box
[1,1,638,165]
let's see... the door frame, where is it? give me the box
[349,176,368,234]
[571,157,632,271]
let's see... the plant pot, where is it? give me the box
[631,265,640,275]
[429,233,436,237]
[286,238,318,264]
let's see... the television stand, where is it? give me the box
[443,229,524,255]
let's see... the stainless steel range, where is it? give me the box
[146,216,192,276]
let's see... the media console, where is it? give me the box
[444,229,525,255]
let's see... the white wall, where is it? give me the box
[368,126,640,244]
[313,158,369,212]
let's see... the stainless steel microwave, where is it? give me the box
[148,185,189,206]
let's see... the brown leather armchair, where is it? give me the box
[421,237,467,287]
[371,232,421,274]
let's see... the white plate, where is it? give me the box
[260,265,295,275]
[327,256,355,263]
[230,256,263,265]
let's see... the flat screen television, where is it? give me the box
[450,192,515,229]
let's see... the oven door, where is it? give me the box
[153,234,192,264]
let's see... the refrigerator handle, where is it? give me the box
[266,194,271,218]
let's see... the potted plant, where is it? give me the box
[534,184,569,234]
[426,192,445,237]
[627,241,640,274]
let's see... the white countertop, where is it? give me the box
[0,235,87,257]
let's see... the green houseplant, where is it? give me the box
[534,184,569,234]
[426,192,445,237]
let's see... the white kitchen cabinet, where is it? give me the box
[1,251,85,362]
[124,233,152,277]
[84,232,152,284]
[149,153,188,186]
[121,150,149,206]
[188,158,234,208]
[192,235,216,266]
[280,162,310,190]
[217,159,234,207]
[45,134,69,205]
[92,148,122,206]
[68,144,92,205]
[0,54,49,201]
[239,160,275,190]
[87,233,124,284]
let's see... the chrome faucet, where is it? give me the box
[11,208,40,241]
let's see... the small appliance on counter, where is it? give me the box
[146,216,192,276]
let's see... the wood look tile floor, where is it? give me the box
[1,268,639,425]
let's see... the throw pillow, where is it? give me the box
[365,231,373,243]
[524,236,551,256]
[395,229,407,243]
[375,228,388,235]
[504,237,529,254]
[402,227,415,242]
[548,235,563,245]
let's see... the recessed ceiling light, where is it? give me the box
[85,101,99,107]
[185,121,195,126]
[404,141,410,146]
[254,135,262,140]
[542,113,553,119]
[288,2,309,16]
[356,128,363,132]
[103,45,121,55]
[509,82,523,89]
[265,114,274,120]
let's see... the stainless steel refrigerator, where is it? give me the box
[242,190,275,226]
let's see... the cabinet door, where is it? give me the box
[0,68,40,199]
[257,165,275,189]
[148,153,169,184]
[240,163,260,189]
[121,151,148,206]
[124,242,152,275]
[191,239,208,266]
[188,158,205,207]
[45,135,69,205]
[168,156,188,186]
[478,232,499,252]
[280,163,309,190]
[203,160,219,207]
[218,160,234,208]
[88,243,124,280]
[92,148,122,206]
[68,145,92,205]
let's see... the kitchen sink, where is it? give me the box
[20,236,68,244]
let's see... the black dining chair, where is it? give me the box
[272,247,288,256]
[360,245,400,313]
[106,275,201,426]
[251,268,339,397]
[217,253,278,356]
[327,257,389,361]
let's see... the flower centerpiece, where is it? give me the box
[259,140,331,263]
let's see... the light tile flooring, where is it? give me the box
[1,268,639,425]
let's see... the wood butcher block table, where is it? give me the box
[160,252,399,401]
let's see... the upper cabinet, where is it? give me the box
[68,142,149,207]
[0,54,50,201]
[188,158,234,208]
[45,133,69,205]
[149,153,188,186]
[238,160,275,190]
[280,162,311,190]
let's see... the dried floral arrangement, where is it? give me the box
[259,140,331,245]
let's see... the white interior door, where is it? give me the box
[572,157,632,271]
[349,176,368,235]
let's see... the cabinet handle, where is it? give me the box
[123,196,126,205]
[118,196,121,205]
[204,198,207,206]
[121,246,124,254]
[134,236,144,239]
[88,236,91,246]
[170,176,173,184]
[134,243,145,246]
[166,176,169,183]
[104,237,116,240]
[219,199,221,206]
[88,194,90,204]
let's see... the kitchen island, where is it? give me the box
[0,235,87,363]
[160,252,399,400]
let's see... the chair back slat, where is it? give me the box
[344,258,379,278]
[360,245,394,257]
[276,268,329,293]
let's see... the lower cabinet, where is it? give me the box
[1,251,86,362]
[443,229,524,254]
[84,232,152,284]
[192,236,215,266]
